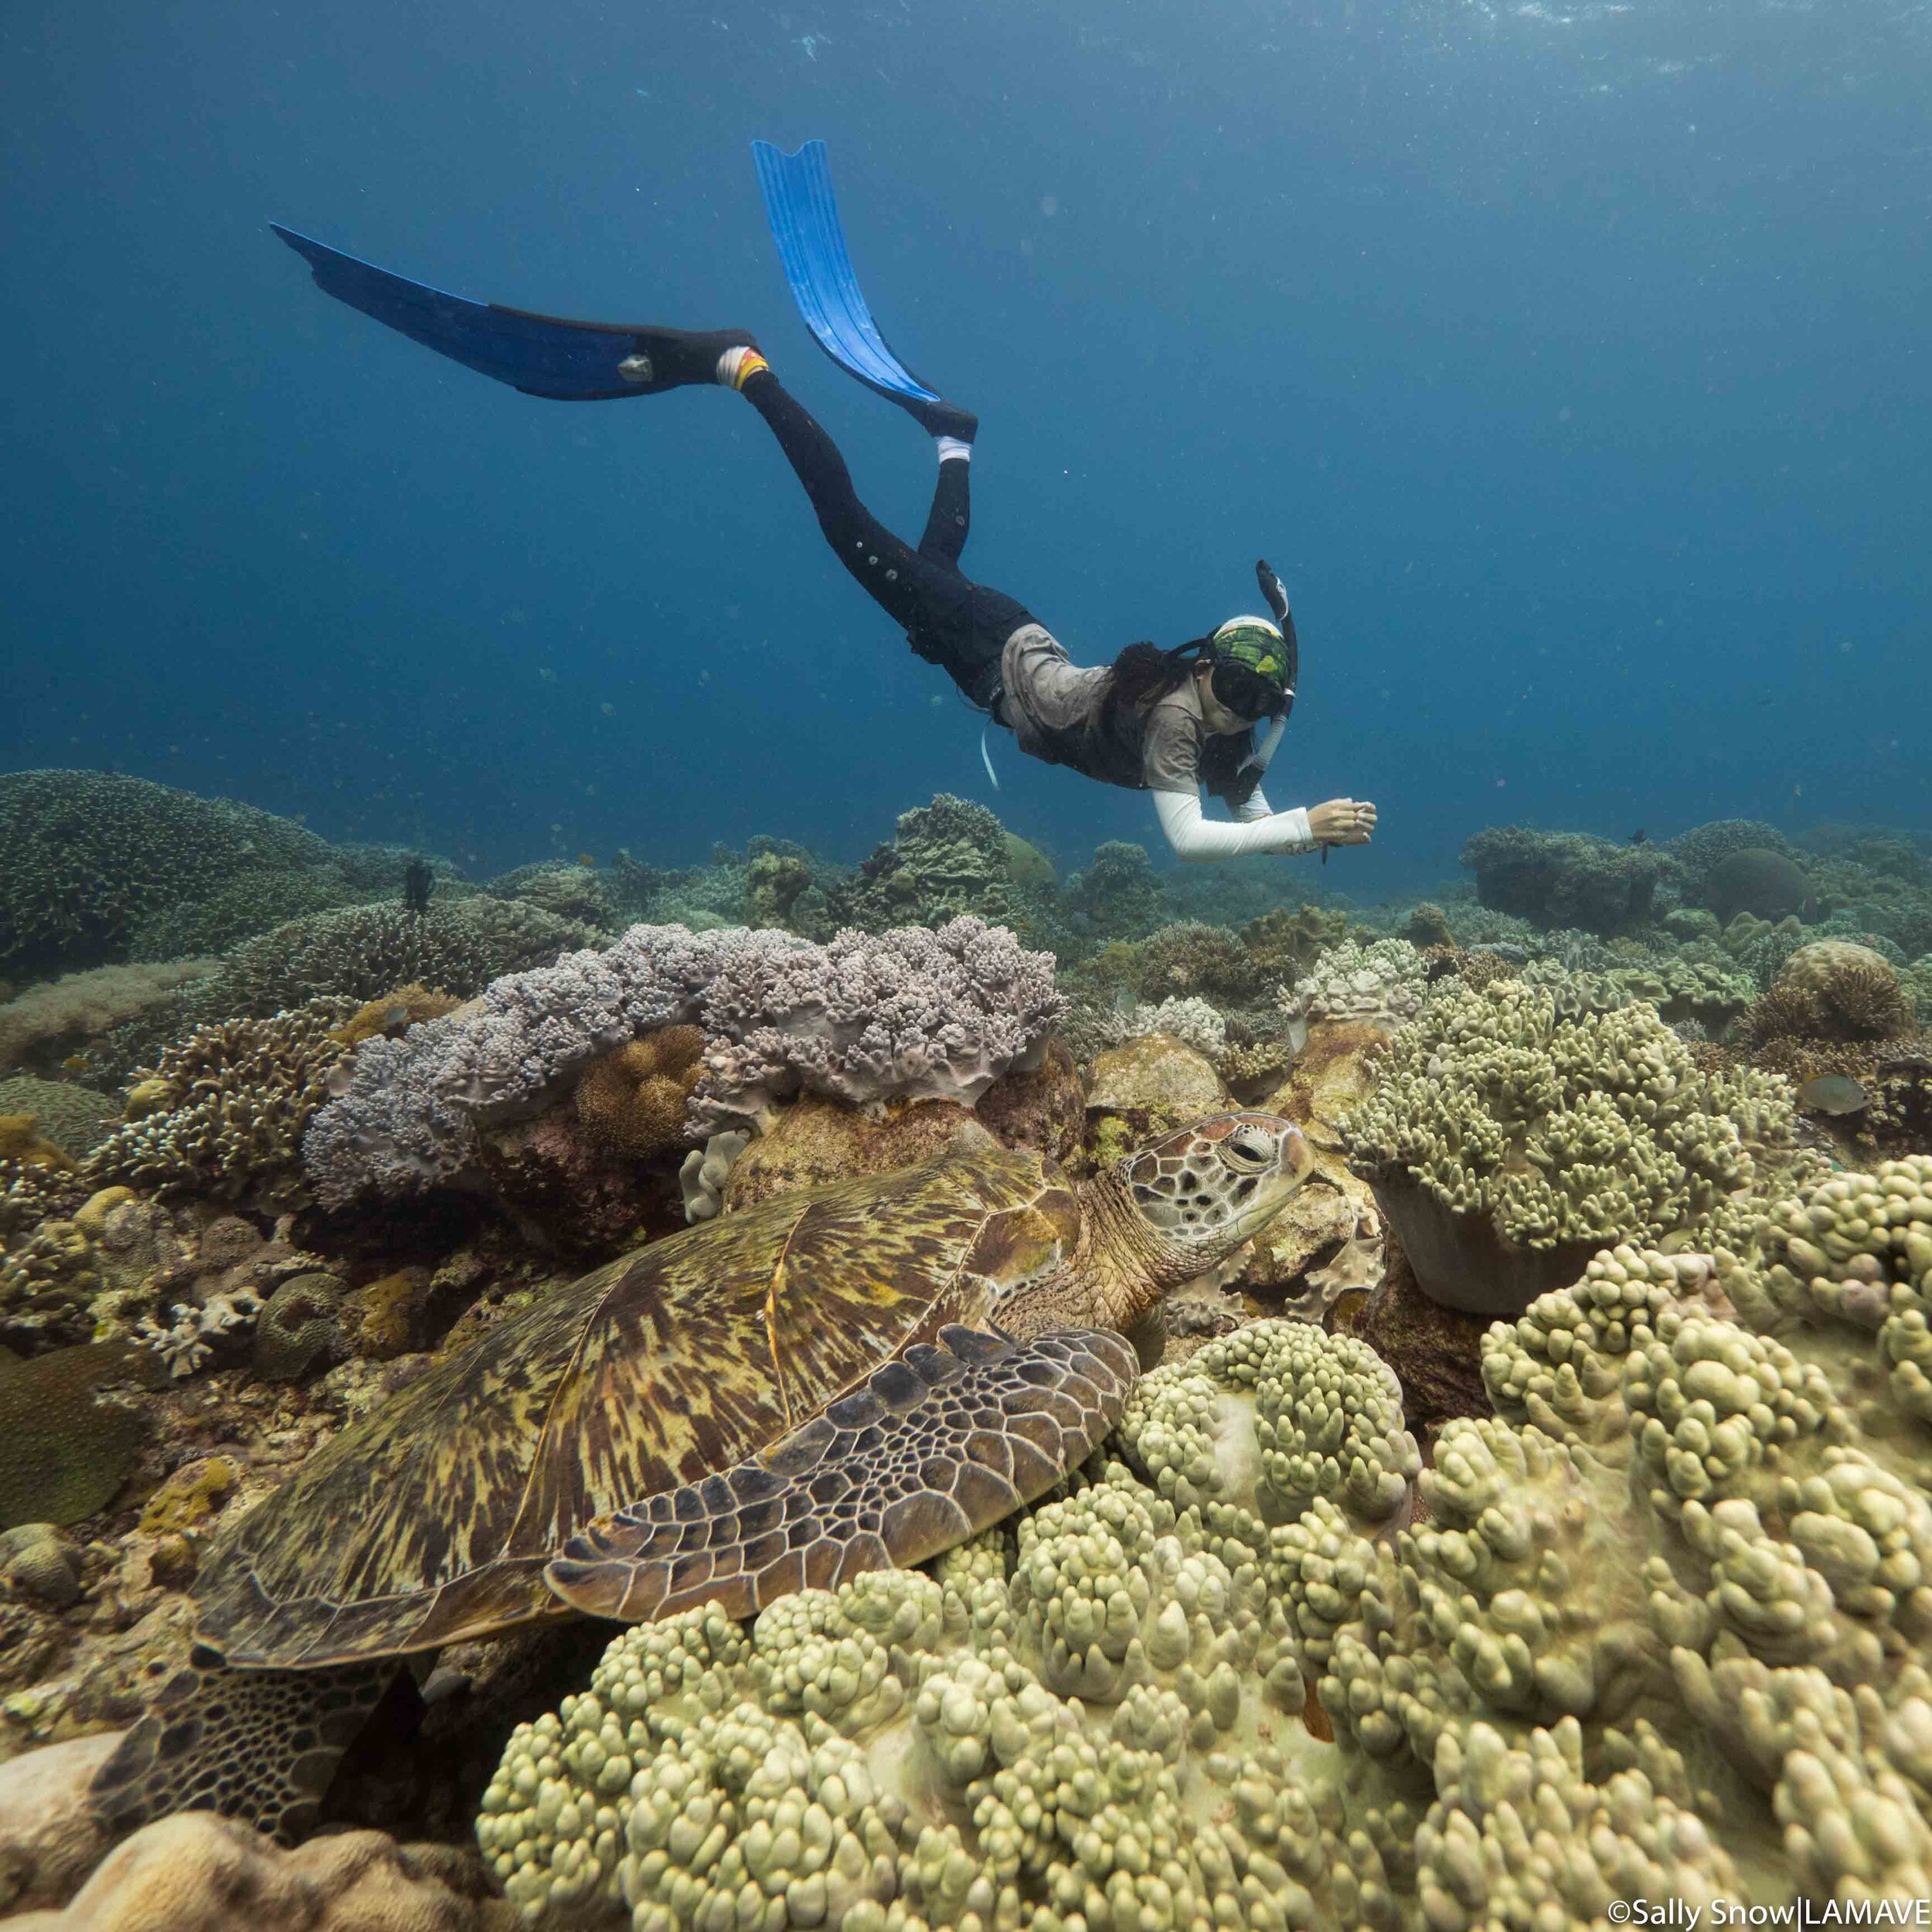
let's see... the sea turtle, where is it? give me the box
[92,1111,1312,1840]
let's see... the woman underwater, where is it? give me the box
[271,144,1376,866]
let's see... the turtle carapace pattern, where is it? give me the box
[91,1111,1313,1842]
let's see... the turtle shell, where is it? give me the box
[196,1147,1080,1668]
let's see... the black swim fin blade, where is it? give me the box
[270,223,750,401]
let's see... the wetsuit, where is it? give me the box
[740,368,1318,861]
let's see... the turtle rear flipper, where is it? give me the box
[90,1645,393,1845]
[546,1325,1138,1622]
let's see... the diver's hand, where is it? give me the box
[1309,798,1376,845]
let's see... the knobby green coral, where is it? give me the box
[1343,978,1813,1256]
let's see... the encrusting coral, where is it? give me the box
[1342,977,1815,1312]
[304,919,1063,1204]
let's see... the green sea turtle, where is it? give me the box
[92,1111,1312,1840]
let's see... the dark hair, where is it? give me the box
[1101,638,1264,806]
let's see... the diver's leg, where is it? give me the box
[917,451,971,567]
[733,362,940,633]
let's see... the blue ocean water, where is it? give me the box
[3,0,1927,894]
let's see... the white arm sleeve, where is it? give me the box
[1233,785,1273,823]
[1153,789,1317,860]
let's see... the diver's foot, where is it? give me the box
[907,396,977,443]
[613,325,760,393]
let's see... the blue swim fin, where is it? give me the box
[751,141,975,440]
[270,223,755,402]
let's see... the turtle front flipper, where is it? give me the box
[90,1645,394,1844]
[546,1325,1138,1622]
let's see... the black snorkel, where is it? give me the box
[1243,557,1311,855]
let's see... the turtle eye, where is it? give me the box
[1222,1124,1277,1171]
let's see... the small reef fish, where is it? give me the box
[1798,1073,1868,1116]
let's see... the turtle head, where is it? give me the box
[1107,1111,1315,1286]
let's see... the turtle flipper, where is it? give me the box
[90,1645,393,1844]
[546,1325,1137,1622]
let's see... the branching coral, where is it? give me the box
[87,998,356,1206]
[1461,825,1676,936]
[1342,978,1814,1312]
[0,770,332,977]
[304,920,1063,1205]
[194,899,597,1019]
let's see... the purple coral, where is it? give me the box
[302,918,1062,1206]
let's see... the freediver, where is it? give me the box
[271,142,1376,866]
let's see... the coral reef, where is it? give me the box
[253,1272,347,1383]
[0,1341,155,1530]
[1277,937,1427,1048]
[1343,978,1813,1311]
[328,985,468,1049]
[1703,845,1817,926]
[475,1320,1419,1930]
[1749,940,1918,1044]
[0,771,332,978]
[87,999,357,1206]
[1461,825,1675,935]
[196,900,597,1019]
[570,1027,705,1161]
[0,963,217,1077]
[1058,841,1169,947]
[125,866,369,964]
[488,861,621,932]
[0,1081,117,1159]
[833,794,1019,934]
[305,919,1063,1203]
[1240,904,1351,986]
[11,1813,513,1930]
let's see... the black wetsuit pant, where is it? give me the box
[740,369,1032,715]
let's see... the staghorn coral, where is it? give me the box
[570,1026,705,1160]
[1342,978,1813,1313]
[1461,825,1675,937]
[304,919,1063,1204]
[86,998,356,1206]
[194,899,597,1020]
[0,770,333,978]
[0,961,216,1076]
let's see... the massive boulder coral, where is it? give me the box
[303,919,1063,1206]
[1749,940,1918,1045]
[0,770,333,978]
[1342,978,1812,1312]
